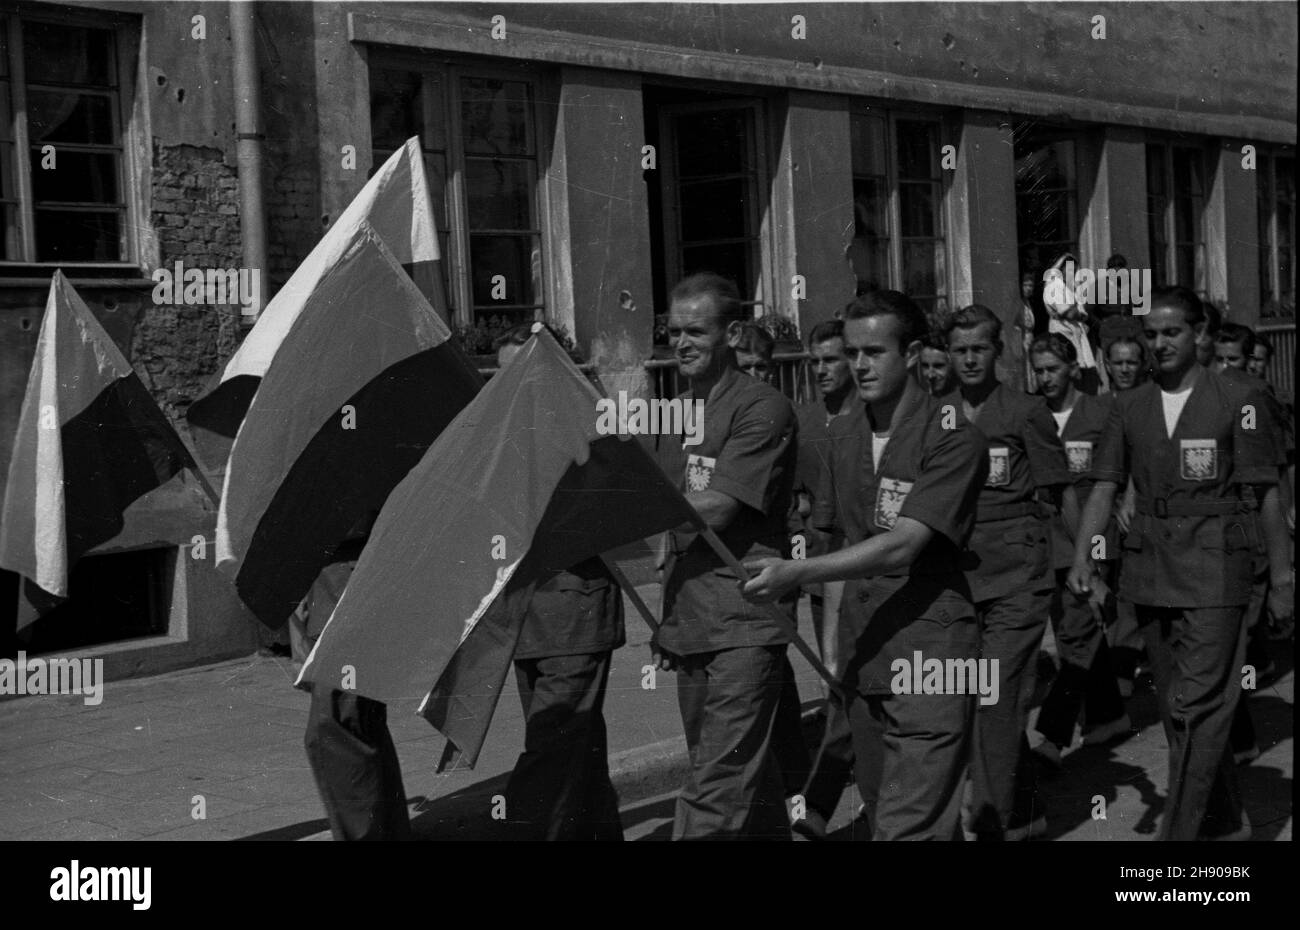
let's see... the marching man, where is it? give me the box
[1068,286,1292,840]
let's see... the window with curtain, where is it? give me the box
[1,15,127,263]
[1258,149,1295,319]
[1146,141,1207,294]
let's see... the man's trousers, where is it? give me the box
[851,689,972,840]
[304,686,411,841]
[673,644,790,839]
[968,587,1052,837]
[1136,604,1249,840]
[506,650,623,840]
[1036,567,1126,749]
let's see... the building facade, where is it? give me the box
[0,1,1294,671]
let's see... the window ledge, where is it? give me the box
[0,276,155,290]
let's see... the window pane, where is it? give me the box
[676,109,748,178]
[26,91,114,144]
[1173,195,1199,243]
[902,241,945,301]
[679,178,749,243]
[466,158,533,230]
[470,234,539,306]
[423,153,448,228]
[1015,127,1078,274]
[1146,145,1167,196]
[370,69,424,150]
[31,148,118,203]
[850,112,886,177]
[681,242,750,298]
[847,237,889,294]
[23,21,114,87]
[461,78,530,157]
[34,209,120,261]
[899,181,939,238]
[853,177,887,238]
[1172,148,1204,198]
[896,120,938,180]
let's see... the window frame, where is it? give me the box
[0,5,138,269]
[1146,137,1209,295]
[848,104,952,315]
[367,50,551,329]
[656,96,774,318]
[1258,146,1296,320]
[1012,121,1085,275]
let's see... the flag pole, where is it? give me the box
[691,519,846,701]
[600,556,659,635]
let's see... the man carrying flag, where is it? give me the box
[1,272,201,622]
[742,290,988,841]
[651,272,800,840]
[296,325,702,831]
[214,221,481,841]
[476,325,623,840]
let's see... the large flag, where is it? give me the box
[214,221,482,629]
[185,137,444,473]
[296,328,700,767]
[0,272,198,623]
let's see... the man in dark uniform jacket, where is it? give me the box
[495,329,624,840]
[1210,322,1293,764]
[743,290,989,840]
[652,272,799,840]
[945,304,1076,841]
[787,318,855,837]
[1027,334,1129,768]
[1070,286,1292,840]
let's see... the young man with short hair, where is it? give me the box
[786,317,854,837]
[945,304,1076,841]
[1247,334,1272,381]
[1027,334,1130,768]
[489,327,626,841]
[1104,337,1148,393]
[735,321,776,384]
[654,272,800,839]
[743,290,988,841]
[1068,286,1292,840]
[919,332,955,396]
[1213,323,1256,372]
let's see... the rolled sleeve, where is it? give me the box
[708,392,796,515]
[898,419,988,548]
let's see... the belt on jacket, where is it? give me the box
[1135,497,1256,518]
[975,499,1042,523]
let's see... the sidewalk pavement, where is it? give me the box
[0,585,1291,840]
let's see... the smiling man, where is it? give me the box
[1068,286,1292,840]
[742,290,988,840]
[945,304,1075,841]
[652,272,799,839]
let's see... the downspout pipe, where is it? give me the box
[230,1,267,324]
